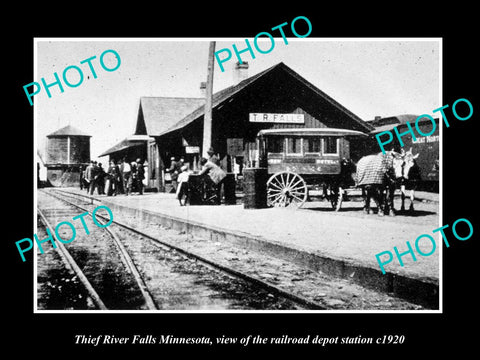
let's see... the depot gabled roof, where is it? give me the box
[98,135,152,157]
[134,97,205,137]
[134,62,374,138]
[161,62,374,135]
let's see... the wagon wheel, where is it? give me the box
[267,171,308,208]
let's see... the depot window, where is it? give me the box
[323,137,338,155]
[303,137,321,154]
[267,137,284,154]
[286,137,302,155]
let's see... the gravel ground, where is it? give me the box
[39,188,438,310]
[36,191,306,310]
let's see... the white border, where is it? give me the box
[33,37,443,314]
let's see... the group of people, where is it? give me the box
[81,158,145,196]
[167,148,226,205]
[80,148,226,204]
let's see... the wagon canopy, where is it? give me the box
[257,128,368,137]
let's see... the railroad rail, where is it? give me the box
[37,189,323,310]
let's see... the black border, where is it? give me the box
[7,6,479,355]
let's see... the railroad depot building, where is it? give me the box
[100,62,378,192]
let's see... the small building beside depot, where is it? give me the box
[44,125,91,187]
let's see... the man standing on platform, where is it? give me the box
[167,156,179,193]
[199,157,226,205]
[85,160,95,194]
[96,163,106,195]
[207,147,220,166]
[135,158,145,195]
[106,160,121,196]
[121,157,132,196]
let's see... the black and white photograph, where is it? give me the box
[7,8,479,356]
[34,38,441,312]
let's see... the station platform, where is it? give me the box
[45,187,441,308]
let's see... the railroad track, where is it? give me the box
[37,189,321,310]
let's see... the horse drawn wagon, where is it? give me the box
[256,128,367,209]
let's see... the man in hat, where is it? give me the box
[96,162,106,195]
[121,157,132,195]
[199,157,226,205]
[167,157,179,193]
[207,147,220,166]
[84,160,95,194]
[134,158,145,195]
[106,160,121,196]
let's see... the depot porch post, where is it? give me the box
[202,41,215,158]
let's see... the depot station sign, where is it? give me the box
[249,113,305,124]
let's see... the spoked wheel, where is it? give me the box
[267,171,308,208]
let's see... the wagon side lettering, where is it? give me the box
[412,137,425,144]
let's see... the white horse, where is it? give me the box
[390,148,420,212]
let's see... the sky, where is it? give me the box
[35,38,441,162]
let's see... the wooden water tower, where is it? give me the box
[45,125,91,187]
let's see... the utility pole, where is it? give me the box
[202,41,215,158]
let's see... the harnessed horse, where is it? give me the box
[391,148,421,212]
[355,151,396,216]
